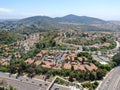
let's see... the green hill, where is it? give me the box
[0,16,64,34]
[0,30,23,45]
[0,14,120,34]
[54,14,106,24]
[17,16,62,29]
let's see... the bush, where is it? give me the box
[0,66,10,72]
[113,53,120,65]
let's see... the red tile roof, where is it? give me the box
[71,62,77,65]
[25,58,35,64]
[79,65,85,71]
[63,63,71,70]
[84,63,98,71]
[1,61,9,66]
[34,60,41,66]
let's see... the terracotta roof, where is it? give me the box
[91,45,99,49]
[102,43,110,47]
[1,61,9,66]
[70,53,76,57]
[43,62,51,68]
[36,53,42,57]
[34,61,41,66]
[78,57,88,62]
[71,62,77,65]
[78,57,83,61]
[84,64,93,71]
[41,50,48,54]
[41,61,55,69]
[71,57,75,61]
[55,63,59,67]
[64,54,68,57]
[82,57,88,61]
[73,65,79,70]
[79,65,85,71]
[67,56,71,60]
[42,65,51,69]
[84,63,98,71]
[25,58,35,64]
[90,63,98,71]
[63,63,71,69]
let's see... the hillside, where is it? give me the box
[17,16,62,29]
[0,30,23,45]
[54,15,120,31]
[13,16,64,34]
[54,14,106,24]
[0,16,64,34]
[0,14,120,34]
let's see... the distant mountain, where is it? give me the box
[109,21,120,25]
[17,16,62,29]
[0,14,120,34]
[54,14,106,24]
[0,16,64,34]
[54,14,111,32]
[54,14,120,31]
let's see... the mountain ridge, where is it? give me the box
[54,14,106,24]
[0,14,120,34]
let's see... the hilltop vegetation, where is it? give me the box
[54,14,106,24]
[54,14,120,31]
[0,16,63,34]
[0,30,23,45]
[0,14,120,34]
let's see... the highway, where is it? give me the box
[98,66,120,90]
[0,72,71,90]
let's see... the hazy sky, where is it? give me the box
[0,0,120,20]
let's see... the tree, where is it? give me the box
[96,69,107,80]
[51,41,56,47]
[76,72,84,82]
[9,59,16,74]
[71,65,74,71]
[89,72,96,81]
[113,53,120,65]
[69,71,74,82]
[77,52,92,60]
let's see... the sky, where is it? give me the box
[0,0,120,20]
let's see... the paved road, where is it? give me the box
[0,72,71,90]
[108,41,120,54]
[113,41,120,51]
[98,66,120,90]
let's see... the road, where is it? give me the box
[0,72,71,90]
[98,66,120,90]
[113,41,120,51]
[108,41,120,54]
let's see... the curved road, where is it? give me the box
[98,66,120,90]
